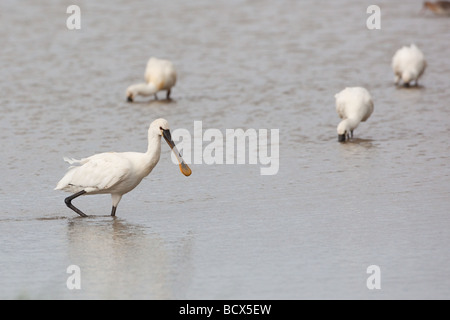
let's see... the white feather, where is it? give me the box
[144,57,177,91]
[392,44,426,86]
[335,87,374,139]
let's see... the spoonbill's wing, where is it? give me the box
[145,58,161,86]
[56,153,130,193]
[145,58,176,90]
[335,92,347,119]
[361,98,374,122]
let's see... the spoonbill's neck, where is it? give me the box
[146,131,162,163]
[340,118,360,131]
[136,83,158,96]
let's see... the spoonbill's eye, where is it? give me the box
[159,127,163,130]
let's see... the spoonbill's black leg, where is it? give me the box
[64,190,88,217]
[111,206,117,217]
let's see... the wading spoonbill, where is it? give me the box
[126,57,177,102]
[55,118,191,217]
[335,87,374,142]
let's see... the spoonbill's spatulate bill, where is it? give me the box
[392,44,426,87]
[126,57,177,102]
[55,118,191,217]
[335,87,374,142]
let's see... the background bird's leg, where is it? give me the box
[154,94,158,100]
[350,130,354,139]
[64,190,88,217]
[111,206,117,217]
[166,89,171,100]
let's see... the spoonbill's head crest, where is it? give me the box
[402,71,415,85]
[150,118,192,177]
[337,121,350,143]
[150,118,170,135]
[126,85,136,102]
[126,84,148,102]
[150,118,173,146]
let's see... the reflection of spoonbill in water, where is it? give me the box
[335,87,374,142]
[55,118,191,217]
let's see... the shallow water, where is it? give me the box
[0,0,449,299]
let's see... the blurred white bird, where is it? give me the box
[392,44,427,87]
[335,87,374,142]
[422,1,450,15]
[126,57,177,102]
[55,118,191,217]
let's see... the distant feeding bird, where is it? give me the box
[55,118,191,217]
[335,87,374,142]
[422,1,450,15]
[126,57,177,102]
[392,44,427,87]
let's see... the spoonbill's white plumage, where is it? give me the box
[335,87,374,142]
[392,44,426,87]
[55,118,191,217]
[126,57,177,102]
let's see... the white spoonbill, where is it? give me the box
[55,118,191,217]
[392,44,426,87]
[335,87,374,142]
[126,57,177,102]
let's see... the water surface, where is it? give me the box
[0,0,449,299]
